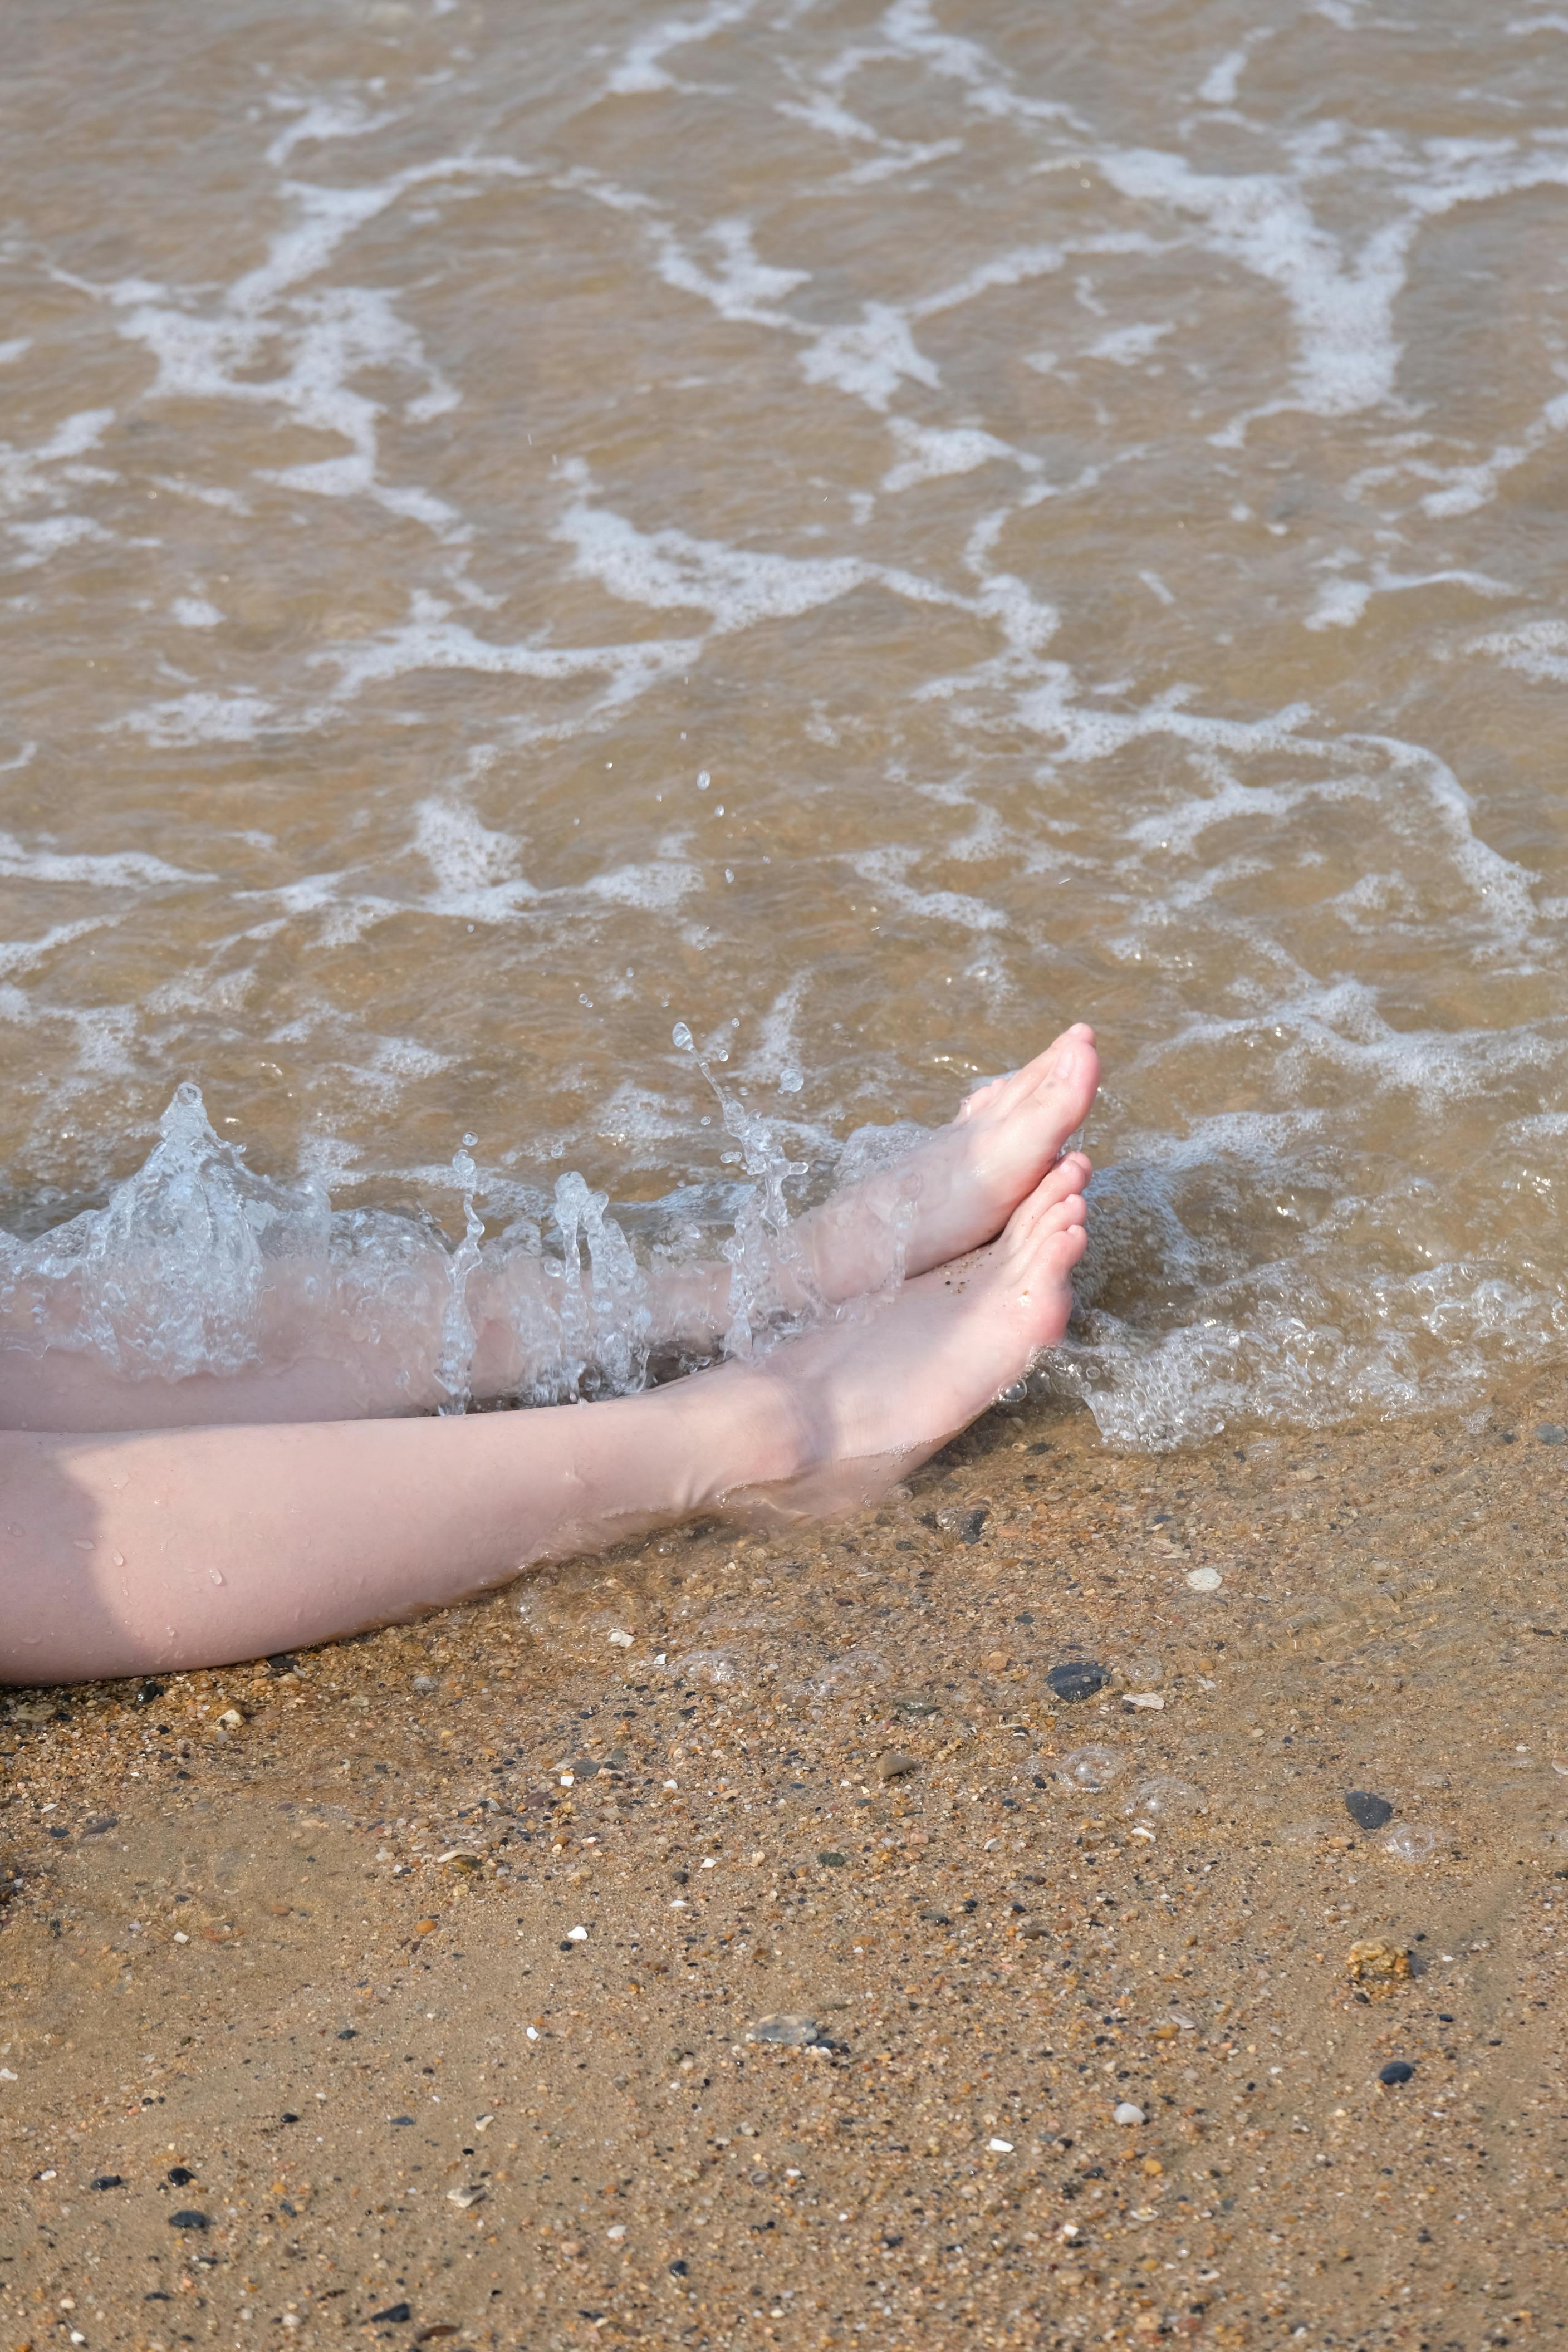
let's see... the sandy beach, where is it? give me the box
[6,1384,1567,2348]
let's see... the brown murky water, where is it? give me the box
[4,0,1568,1444]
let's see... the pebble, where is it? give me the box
[607,1628,635,1647]
[817,1849,846,1869]
[1184,1567,1223,1592]
[567,1924,589,1941]
[370,2306,412,2326]
[1346,1938,1410,1982]
[133,1681,165,1707]
[986,2137,1013,2153]
[1378,2060,1415,2086]
[748,2015,824,2047]
[1114,2101,1146,2126]
[876,1751,919,1782]
[1536,1424,1565,1445]
[1344,1790,1394,1831]
[1046,1660,1107,1703]
[447,2184,486,2208]
[89,2175,122,2191]
[169,2210,210,2231]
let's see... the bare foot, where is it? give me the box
[791,1022,1099,1302]
[698,1161,1089,1520]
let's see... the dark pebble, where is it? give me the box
[166,2166,196,2186]
[281,2111,300,2124]
[133,1681,165,1706]
[1379,2060,1415,2085]
[669,2260,689,2277]
[337,2026,357,2040]
[390,2115,415,2126]
[1536,1424,1565,1445]
[169,2209,210,2231]
[89,2175,122,2191]
[267,1653,300,1674]
[1047,1660,1108,1704]
[370,2303,413,2325]
[918,1907,950,1925]
[1344,1790,1394,1831]
[959,1509,988,1545]
[572,1758,600,1779]
[817,1850,846,1868]
[84,1816,118,1835]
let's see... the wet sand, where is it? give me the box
[4,1390,1568,2349]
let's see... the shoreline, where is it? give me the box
[4,1384,1567,2344]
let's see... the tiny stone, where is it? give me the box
[369,2306,412,2326]
[266,1653,299,1675]
[168,2209,210,2231]
[166,2167,196,2186]
[959,1508,988,1544]
[133,1681,165,1707]
[987,2137,1013,2153]
[1114,2101,1145,2126]
[607,1628,635,1647]
[817,1849,846,1868]
[1536,1424,1565,1445]
[747,2014,824,2047]
[918,1907,950,1925]
[447,2184,486,2208]
[1046,1660,1108,1704]
[1346,1938,1411,1982]
[983,1650,1011,1673]
[1344,1790,1394,1831]
[89,2175,122,2191]
[876,1751,919,1782]
[1185,1566,1223,1592]
[411,1673,439,1693]
[1379,2060,1415,2085]
[669,2260,689,2277]
[567,1924,589,1941]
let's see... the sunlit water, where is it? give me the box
[4,0,1568,1446]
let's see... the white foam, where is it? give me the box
[605,0,757,96]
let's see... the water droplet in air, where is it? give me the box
[697,771,710,790]
[672,1022,694,1051]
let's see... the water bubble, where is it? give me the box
[1057,1744,1124,1791]
[462,1133,477,1149]
[997,1379,1028,1407]
[697,771,710,790]
[1123,1775,1206,1818]
[1384,1825,1438,1863]
[672,1022,694,1051]
[780,1070,803,1095]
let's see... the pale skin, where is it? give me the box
[0,1025,1098,1686]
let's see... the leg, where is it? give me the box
[0,1026,1096,1434]
[0,1166,1087,1685]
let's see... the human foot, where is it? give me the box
[791,1023,1099,1304]
[693,1162,1089,1519]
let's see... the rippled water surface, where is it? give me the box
[5,0,1568,1443]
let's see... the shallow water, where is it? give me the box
[4,0,1568,1443]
